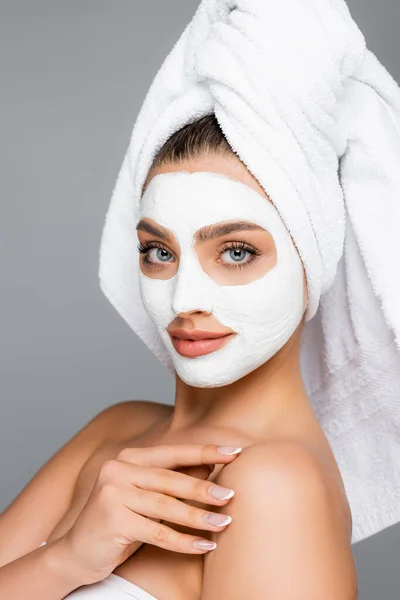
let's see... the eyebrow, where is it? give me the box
[136,219,266,243]
[195,221,265,243]
[136,220,171,241]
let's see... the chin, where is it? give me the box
[178,374,239,389]
[173,358,252,389]
[165,333,278,388]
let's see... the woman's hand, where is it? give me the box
[57,444,242,586]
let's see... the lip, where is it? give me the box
[167,329,235,358]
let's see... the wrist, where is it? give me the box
[42,537,90,591]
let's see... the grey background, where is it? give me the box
[1,1,399,597]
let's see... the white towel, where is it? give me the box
[98,0,400,545]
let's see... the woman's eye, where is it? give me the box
[148,247,174,263]
[220,248,252,264]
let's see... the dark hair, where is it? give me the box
[142,113,235,194]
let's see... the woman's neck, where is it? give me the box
[163,331,318,444]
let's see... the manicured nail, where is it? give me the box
[209,485,235,500]
[217,446,242,455]
[193,539,217,551]
[205,513,233,527]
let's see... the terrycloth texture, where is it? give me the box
[98,0,400,545]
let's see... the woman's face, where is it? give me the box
[137,154,307,388]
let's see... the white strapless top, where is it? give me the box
[39,542,158,600]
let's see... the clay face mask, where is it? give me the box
[138,171,305,388]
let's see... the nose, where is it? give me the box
[171,261,213,317]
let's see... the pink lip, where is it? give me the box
[167,329,235,358]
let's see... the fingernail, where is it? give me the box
[205,513,232,527]
[193,539,217,551]
[217,446,242,455]
[209,485,235,500]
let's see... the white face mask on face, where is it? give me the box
[138,171,305,388]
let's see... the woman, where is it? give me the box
[0,114,356,599]
[2,0,400,597]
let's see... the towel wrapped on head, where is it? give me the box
[99,0,400,545]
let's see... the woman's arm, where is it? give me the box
[0,400,169,567]
[0,536,87,599]
[201,442,358,600]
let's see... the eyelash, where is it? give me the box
[217,241,262,269]
[137,240,262,269]
[137,241,170,269]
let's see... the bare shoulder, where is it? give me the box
[201,441,357,599]
[98,399,173,443]
[216,439,344,504]
[219,440,352,540]
[0,399,172,567]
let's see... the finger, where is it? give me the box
[124,486,232,532]
[127,511,217,554]
[112,461,235,505]
[116,444,242,470]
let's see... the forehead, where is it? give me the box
[139,171,284,235]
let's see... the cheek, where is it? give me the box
[210,258,304,330]
[139,275,175,325]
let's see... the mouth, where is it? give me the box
[167,328,235,358]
